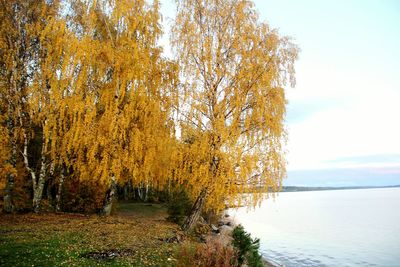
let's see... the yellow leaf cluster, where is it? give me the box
[1,0,297,215]
[43,0,178,190]
[1,0,177,199]
[171,0,298,212]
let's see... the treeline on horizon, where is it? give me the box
[0,0,298,230]
[281,185,400,192]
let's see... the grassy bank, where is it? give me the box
[0,203,185,266]
[1,202,271,266]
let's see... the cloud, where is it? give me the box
[370,167,400,175]
[286,167,400,187]
[326,154,400,168]
[286,98,346,123]
[285,86,400,171]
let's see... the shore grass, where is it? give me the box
[0,202,274,267]
[0,203,185,266]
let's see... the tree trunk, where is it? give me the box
[3,114,17,213]
[22,134,47,213]
[3,144,16,213]
[46,162,55,204]
[102,176,116,216]
[137,186,143,201]
[123,182,129,201]
[182,153,219,232]
[3,173,15,213]
[55,166,65,212]
[33,154,46,213]
[182,188,208,232]
[128,180,133,199]
[46,180,52,203]
[168,178,171,198]
[144,181,149,202]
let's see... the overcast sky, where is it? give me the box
[159,0,400,186]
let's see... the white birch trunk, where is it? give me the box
[55,166,65,212]
[102,176,116,216]
[138,185,143,201]
[33,141,47,213]
[22,134,47,213]
[144,180,149,202]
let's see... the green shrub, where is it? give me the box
[246,248,263,267]
[231,225,263,267]
[166,188,192,224]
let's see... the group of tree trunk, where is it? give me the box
[1,0,297,231]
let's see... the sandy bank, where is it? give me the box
[205,212,280,267]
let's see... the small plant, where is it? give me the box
[61,178,105,213]
[166,188,193,224]
[194,223,211,236]
[231,225,263,267]
[176,239,238,267]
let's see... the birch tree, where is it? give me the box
[0,0,28,213]
[171,0,298,230]
[0,0,62,212]
[1,0,177,213]
[60,0,177,215]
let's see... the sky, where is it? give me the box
[158,0,400,187]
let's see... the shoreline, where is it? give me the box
[261,256,281,267]
[262,259,279,267]
[212,211,280,267]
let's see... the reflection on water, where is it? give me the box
[230,188,400,267]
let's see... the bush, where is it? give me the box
[194,223,211,236]
[166,188,192,224]
[61,178,105,213]
[0,162,33,212]
[177,239,238,267]
[231,225,263,267]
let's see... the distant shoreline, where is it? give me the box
[231,185,400,267]
[235,185,400,266]
[280,184,400,192]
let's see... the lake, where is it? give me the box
[230,188,400,267]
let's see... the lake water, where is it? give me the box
[230,188,400,267]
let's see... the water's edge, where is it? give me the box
[230,188,400,267]
[225,211,281,267]
[262,256,280,267]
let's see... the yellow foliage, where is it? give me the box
[40,0,179,190]
[1,0,177,209]
[171,0,298,212]
[0,1,58,209]
[1,0,297,216]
